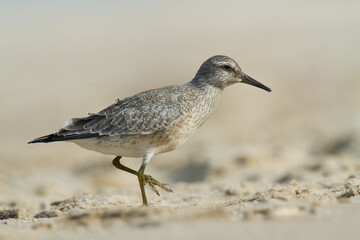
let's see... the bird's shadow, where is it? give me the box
[168,160,210,183]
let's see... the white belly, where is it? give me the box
[70,132,189,158]
[70,136,153,157]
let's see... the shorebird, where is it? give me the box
[29,55,271,206]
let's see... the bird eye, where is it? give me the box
[222,65,231,71]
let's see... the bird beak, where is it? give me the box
[240,73,272,92]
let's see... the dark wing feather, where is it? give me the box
[28,85,183,143]
[70,104,182,136]
[31,103,182,143]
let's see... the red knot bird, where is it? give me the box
[29,55,271,206]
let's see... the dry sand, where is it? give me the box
[1,1,360,239]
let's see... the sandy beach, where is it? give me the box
[1,1,360,239]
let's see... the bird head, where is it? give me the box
[193,55,271,92]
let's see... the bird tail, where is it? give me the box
[28,132,99,144]
[28,114,102,144]
[28,133,64,144]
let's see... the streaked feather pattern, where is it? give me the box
[30,86,183,143]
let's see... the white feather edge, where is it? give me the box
[61,119,74,128]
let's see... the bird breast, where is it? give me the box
[184,85,222,130]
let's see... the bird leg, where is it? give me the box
[112,156,138,175]
[112,156,173,203]
[137,165,148,205]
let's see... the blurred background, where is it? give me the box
[0,0,359,223]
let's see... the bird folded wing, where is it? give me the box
[59,104,182,137]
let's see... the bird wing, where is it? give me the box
[58,103,182,139]
[28,85,184,143]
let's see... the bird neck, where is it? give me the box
[185,79,223,100]
[184,81,223,129]
[188,77,224,90]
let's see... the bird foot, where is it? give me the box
[143,174,173,196]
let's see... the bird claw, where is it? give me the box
[144,174,173,196]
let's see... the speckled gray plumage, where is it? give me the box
[61,86,184,137]
[29,55,271,157]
